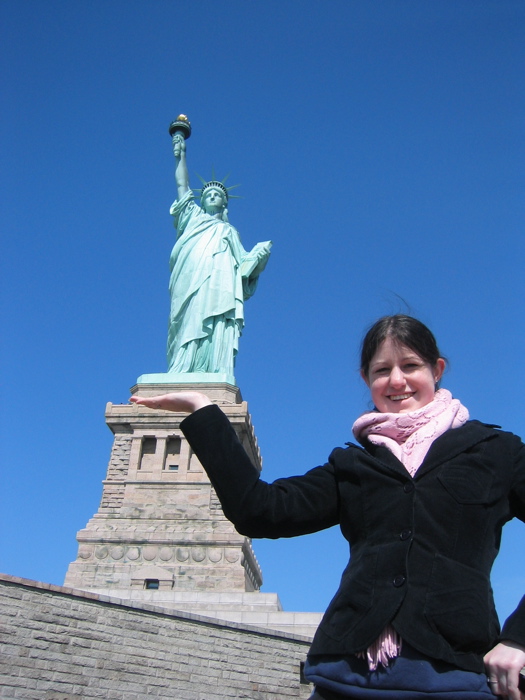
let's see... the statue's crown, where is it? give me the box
[194,171,240,203]
[201,180,230,200]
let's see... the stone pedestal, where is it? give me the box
[65,381,263,595]
[64,379,323,639]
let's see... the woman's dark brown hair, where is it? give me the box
[360,315,445,377]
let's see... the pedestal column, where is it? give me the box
[64,382,263,595]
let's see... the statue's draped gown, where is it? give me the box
[168,190,271,375]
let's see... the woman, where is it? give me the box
[130,315,525,699]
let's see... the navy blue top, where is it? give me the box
[305,643,494,699]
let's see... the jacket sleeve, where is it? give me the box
[180,404,341,539]
[500,434,525,646]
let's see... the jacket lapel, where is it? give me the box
[414,420,497,479]
[358,440,411,479]
[356,421,497,481]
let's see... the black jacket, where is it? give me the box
[181,405,525,672]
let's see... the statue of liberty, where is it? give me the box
[167,116,272,378]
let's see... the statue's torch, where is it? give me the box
[169,114,192,147]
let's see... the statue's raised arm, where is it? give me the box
[172,132,190,200]
[166,116,272,381]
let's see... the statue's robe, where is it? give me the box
[168,190,271,375]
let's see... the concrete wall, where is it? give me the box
[0,574,313,700]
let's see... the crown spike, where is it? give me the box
[196,170,242,203]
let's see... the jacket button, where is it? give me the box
[393,575,406,587]
[400,529,412,541]
[403,482,414,493]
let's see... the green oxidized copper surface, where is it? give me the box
[165,116,272,384]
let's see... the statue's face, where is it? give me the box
[202,188,227,215]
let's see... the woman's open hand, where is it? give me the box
[130,391,212,414]
[484,640,525,699]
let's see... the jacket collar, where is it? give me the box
[359,420,497,479]
[416,420,497,478]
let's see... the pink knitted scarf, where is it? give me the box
[352,388,469,477]
[351,388,469,669]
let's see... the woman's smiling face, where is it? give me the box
[362,336,445,414]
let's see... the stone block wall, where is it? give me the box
[0,574,313,699]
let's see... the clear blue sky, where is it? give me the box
[2,1,524,625]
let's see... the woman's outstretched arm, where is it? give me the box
[130,392,340,539]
